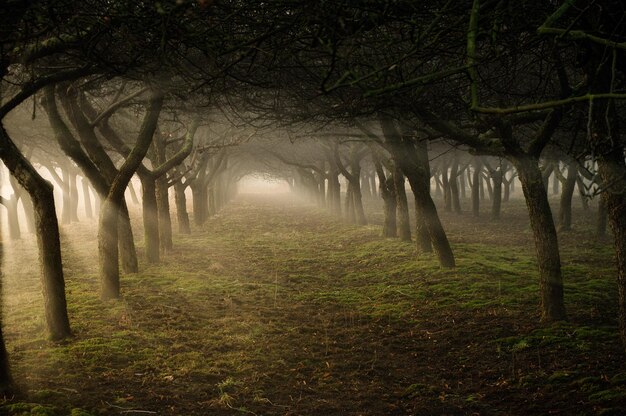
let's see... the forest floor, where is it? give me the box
[1,193,625,415]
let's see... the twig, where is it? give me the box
[105,401,158,414]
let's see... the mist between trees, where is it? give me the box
[0,0,625,413]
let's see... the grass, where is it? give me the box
[0,193,624,415]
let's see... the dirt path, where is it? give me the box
[2,194,624,415]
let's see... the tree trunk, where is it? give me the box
[350,159,367,225]
[0,320,11,395]
[127,181,140,205]
[60,168,71,225]
[552,170,560,195]
[441,161,451,212]
[191,184,208,225]
[0,123,71,339]
[157,176,173,252]
[345,184,355,223]
[329,170,341,216]
[369,173,377,199]
[81,177,93,219]
[450,156,461,213]
[98,199,121,299]
[118,200,138,273]
[361,171,372,200]
[434,174,443,197]
[382,175,397,237]
[512,155,565,321]
[576,175,590,212]
[0,221,13,394]
[503,176,511,203]
[5,196,21,240]
[459,169,467,200]
[69,170,79,222]
[491,168,503,220]
[471,158,481,217]
[208,186,217,216]
[379,116,455,266]
[174,182,191,234]
[141,176,160,263]
[604,186,626,348]
[558,161,577,232]
[597,198,607,238]
[98,90,163,297]
[393,166,411,241]
[484,173,493,201]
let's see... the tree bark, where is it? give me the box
[379,116,454,266]
[98,90,163,298]
[512,155,566,321]
[174,181,191,234]
[157,176,173,252]
[491,167,503,220]
[69,170,79,222]
[0,123,72,339]
[441,160,451,212]
[81,177,93,219]
[471,158,482,217]
[118,200,138,273]
[192,183,208,226]
[0,223,13,394]
[393,166,411,241]
[140,175,160,263]
[450,156,462,213]
[597,198,607,238]
[558,160,577,231]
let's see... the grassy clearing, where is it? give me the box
[1,193,624,415]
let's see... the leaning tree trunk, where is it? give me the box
[512,155,566,321]
[98,90,163,299]
[576,176,590,212]
[118,200,138,273]
[0,123,72,339]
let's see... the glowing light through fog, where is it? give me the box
[238,176,290,194]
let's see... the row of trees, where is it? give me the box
[0,0,624,396]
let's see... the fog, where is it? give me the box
[237,175,290,195]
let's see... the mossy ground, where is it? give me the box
[1,193,624,415]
